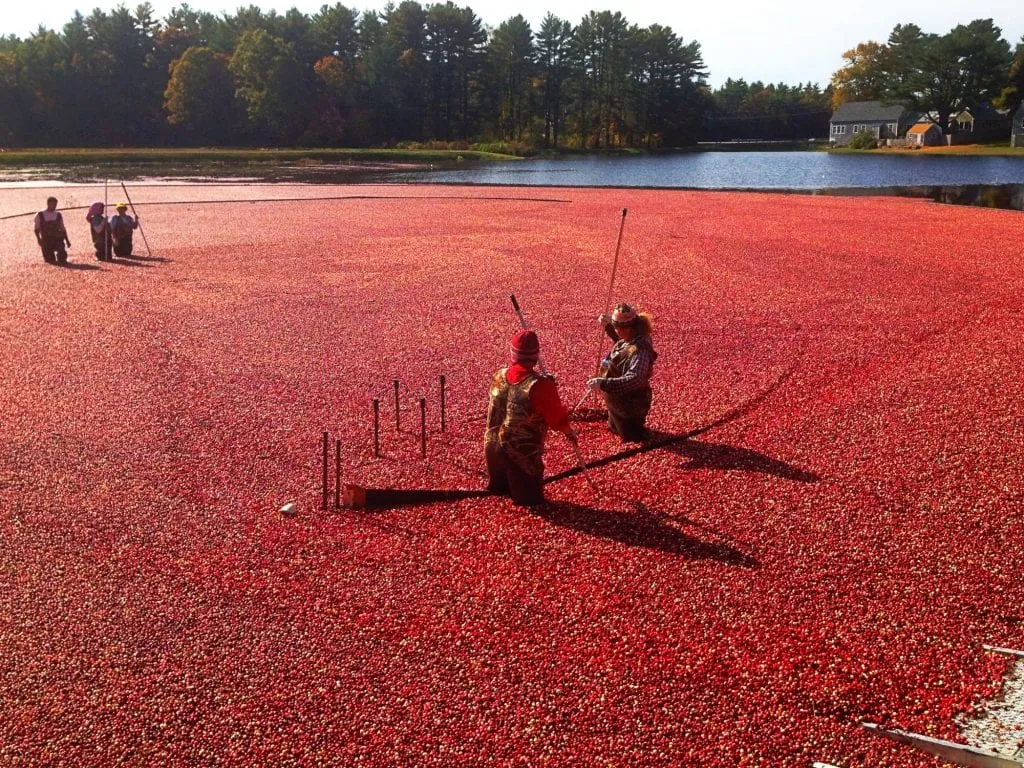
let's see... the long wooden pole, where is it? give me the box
[575,208,628,411]
[593,208,628,370]
[508,294,597,494]
[120,181,153,258]
[103,178,109,258]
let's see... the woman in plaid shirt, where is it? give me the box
[587,303,657,441]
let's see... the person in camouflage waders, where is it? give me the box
[586,303,657,441]
[33,197,71,264]
[485,330,578,507]
[108,203,139,257]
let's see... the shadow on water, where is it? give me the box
[666,438,819,483]
[56,261,102,271]
[122,253,170,263]
[814,183,1024,212]
[534,500,759,565]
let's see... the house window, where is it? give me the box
[888,123,897,136]
[836,125,846,134]
[958,119,971,132]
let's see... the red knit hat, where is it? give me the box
[510,330,540,366]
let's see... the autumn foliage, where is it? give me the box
[1,185,1022,766]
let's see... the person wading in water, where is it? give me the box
[34,197,71,265]
[86,202,111,261]
[586,303,657,441]
[485,330,578,507]
[108,203,139,257]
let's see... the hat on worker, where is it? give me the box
[116,202,128,210]
[510,330,540,367]
[611,303,638,327]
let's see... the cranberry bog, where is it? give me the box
[1,184,1022,767]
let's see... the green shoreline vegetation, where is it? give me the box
[0,147,521,166]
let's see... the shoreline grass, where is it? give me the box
[829,142,1024,157]
[0,147,521,166]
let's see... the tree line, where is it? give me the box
[831,19,1024,133]
[0,2,845,149]
[0,2,711,149]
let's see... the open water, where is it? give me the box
[4,151,1024,209]
[384,151,1024,189]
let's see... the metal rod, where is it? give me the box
[334,438,341,509]
[393,379,400,431]
[321,431,329,509]
[419,397,427,458]
[860,722,1021,768]
[372,399,380,457]
[571,441,600,495]
[120,181,153,258]
[982,644,1024,658]
[439,375,446,433]
[573,388,592,412]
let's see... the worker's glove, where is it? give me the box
[597,313,612,325]
[599,355,610,371]
[586,377,604,392]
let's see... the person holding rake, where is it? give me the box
[586,303,657,441]
[485,330,578,507]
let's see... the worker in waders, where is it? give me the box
[34,197,71,264]
[86,202,111,261]
[587,303,657,441]
[486,330,578,507]
[108,203,139,257]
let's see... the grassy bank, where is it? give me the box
[829,142,1024,156]
[0,147,520,166]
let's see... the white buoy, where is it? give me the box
[280,502,298,517]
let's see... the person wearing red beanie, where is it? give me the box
[485,329,578,507]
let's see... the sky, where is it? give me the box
[3,0,1022,88]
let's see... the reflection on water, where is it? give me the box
[382,152,1024,190]
[2,152,1023,210]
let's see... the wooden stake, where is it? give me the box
[334,438,341,509]
[321,431,329,510]
[420,397,427,458]
[393,379,400,431]
[372,399,380,457]
[439,375,446,433]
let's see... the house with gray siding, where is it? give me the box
[1013,103,1024,148]
[829,101,914,147]
[950,103,1011,142]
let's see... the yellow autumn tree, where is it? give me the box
[830,41,890,109]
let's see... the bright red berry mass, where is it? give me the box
[0,184,1021,767]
